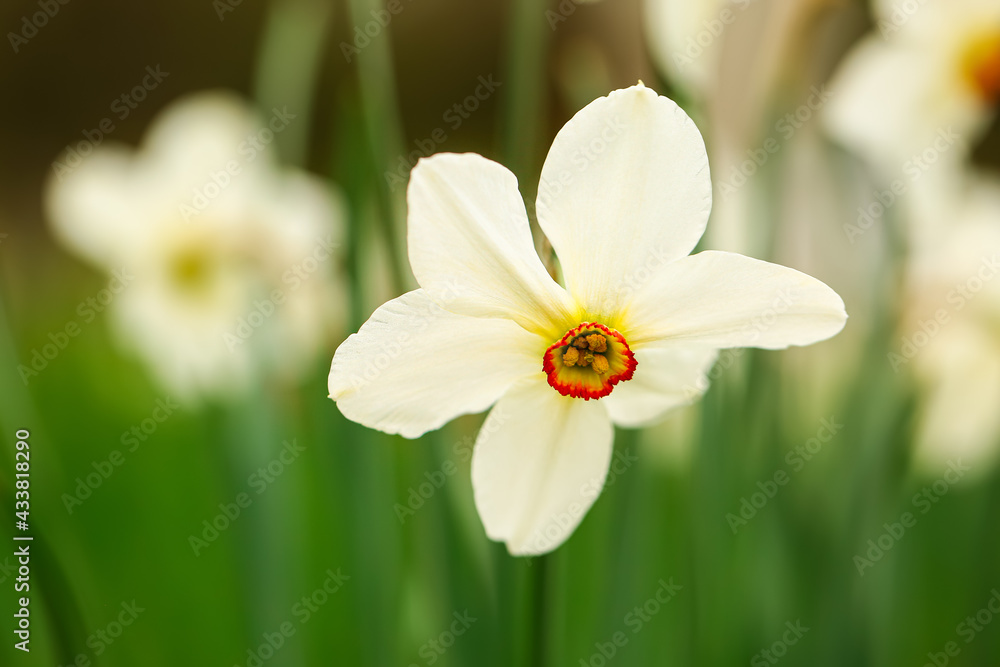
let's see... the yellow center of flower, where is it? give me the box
[543,322,636,400]
[962,30,1000,103]
[169,246,215,292]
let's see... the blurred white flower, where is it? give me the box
[825,0,1000,171]
[328,84,847,555]
[46,91,346,403]
[902,178,1000,476]
[644,0,836,256]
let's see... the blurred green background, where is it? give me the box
[2,0,1000,665]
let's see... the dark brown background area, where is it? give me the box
[0,0,647,237]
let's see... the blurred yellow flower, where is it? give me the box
[328,84,847,555]
[46,91,346,402]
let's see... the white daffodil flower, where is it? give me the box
[328,84,847,556]
[825,0,1000,170]
[46,92,346,402]
[903,179,1000,476]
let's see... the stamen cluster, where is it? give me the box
[562,333,610,375]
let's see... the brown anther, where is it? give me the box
[573,337,589,349]
[563,347,580,367]
[591,354,610,375]
[586,334,607,353]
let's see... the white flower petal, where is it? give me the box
[873,0,1000,42]
[603,345,718,428]
[46,92,283,267]
[255,171,346,255]
[913,320,1000,475]
[407,153,577,338]
[328,290,545,439]
[112,281,254,402]
[535,84,712,321]
[143,91,268,180]
[625,251,847,349]
[824,35,977,170]
[250,172,348,380]
[472,379,614,556]
[45,146,146,266]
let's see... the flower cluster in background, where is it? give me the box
[647,0,1000,478]
[824,0,1000,474]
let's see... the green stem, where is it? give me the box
[0,280,87,661]
[346,0,411,295]
[500,0,551,187]
[529,553,551,667]
[498,3,554,666]
[253,0,333,167]
[223,395,307,667]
